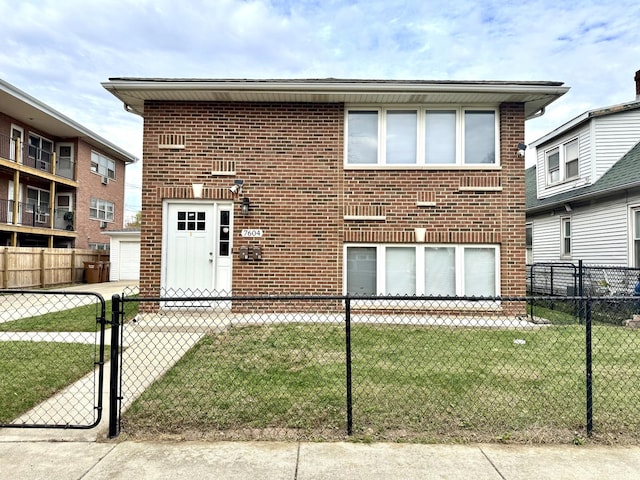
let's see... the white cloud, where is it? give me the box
[1,0,639,215]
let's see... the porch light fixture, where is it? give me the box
[192,183,204,198]
[517,143,527,157]
[241,197,250,215]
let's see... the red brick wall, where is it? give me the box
[0,112,127,249]
[139,101,526,297]
[74,140,126,249]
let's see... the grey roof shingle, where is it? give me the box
[526,140,640,212]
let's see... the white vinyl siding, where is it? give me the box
[528,195,635,265]
[572,199,628,265]
[530,215,561,263]
[593,110,640,181]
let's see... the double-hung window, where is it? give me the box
[546,138,579,185]
[346,107,498,166]
[526,223,533,264]
[561,217,571,257]
[26,187,50,224]
[345,244,499,297]
[632,207,640,268]
[90,198,114,222]
[91,151,116,180]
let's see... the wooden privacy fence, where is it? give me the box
[0,247,109,289]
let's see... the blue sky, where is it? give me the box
[1,0,639,220]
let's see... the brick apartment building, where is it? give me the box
[103,78,568,300]
[0,79,137,249]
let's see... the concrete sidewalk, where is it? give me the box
[1,440,640,480]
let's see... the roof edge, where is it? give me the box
[1,79,138,164]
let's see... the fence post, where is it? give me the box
[576,260,584,324]
[108,294,122,438]
[585,297,593,436]
[345,295,353,436]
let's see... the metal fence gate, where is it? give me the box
[0,290,107,429]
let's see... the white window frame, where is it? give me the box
[561,217,571,257]
[91,151,116,180]
[526,223,533,265]
[26,186,50,224]
[90,198,115,222]
[564,139,579,180]
[629,205,640,268]
[545,137,579,185]
[344,106,499,168]
[343,243,501,299]
[28,133,53,169]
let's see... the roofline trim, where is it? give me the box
[526,181,640,214]
[531,100,640,147]
[1,79,138,164]
[102,78,569,95]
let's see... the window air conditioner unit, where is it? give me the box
[100,221,107,229]
[101,176,109,185]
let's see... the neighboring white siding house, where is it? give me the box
[526,97,640,268]
[527,67,640,268]
[104,230,141,281]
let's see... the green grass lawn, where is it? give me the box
[0,341,104,424]
[0,298,138,332]
[122,321,640,444]
[0,296,132,423]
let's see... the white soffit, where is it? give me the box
[103,79,569,119]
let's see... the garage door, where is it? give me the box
[119,241,140,280]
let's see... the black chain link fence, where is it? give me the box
[527,263,640,297]
[113,291,640,444]
[0,290,106,429]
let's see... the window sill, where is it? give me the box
[344,215,386,221]
[545,176,583,188]
[344,164,502,171]
[458,186,503,192]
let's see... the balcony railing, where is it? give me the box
[0,133,75,180]
[0,199,74,231]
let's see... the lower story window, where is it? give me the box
[345,244,499,297]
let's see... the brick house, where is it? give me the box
[103,78,567,301]
[0,79,137,249]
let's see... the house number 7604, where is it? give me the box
[241,229,263,238]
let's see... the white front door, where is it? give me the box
[163,201,233,305]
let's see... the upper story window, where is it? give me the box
[90,198,114,221]
[346,107,498,167]
[546,138,579,185]
[91,151,116,180]
[28,134,53,170]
